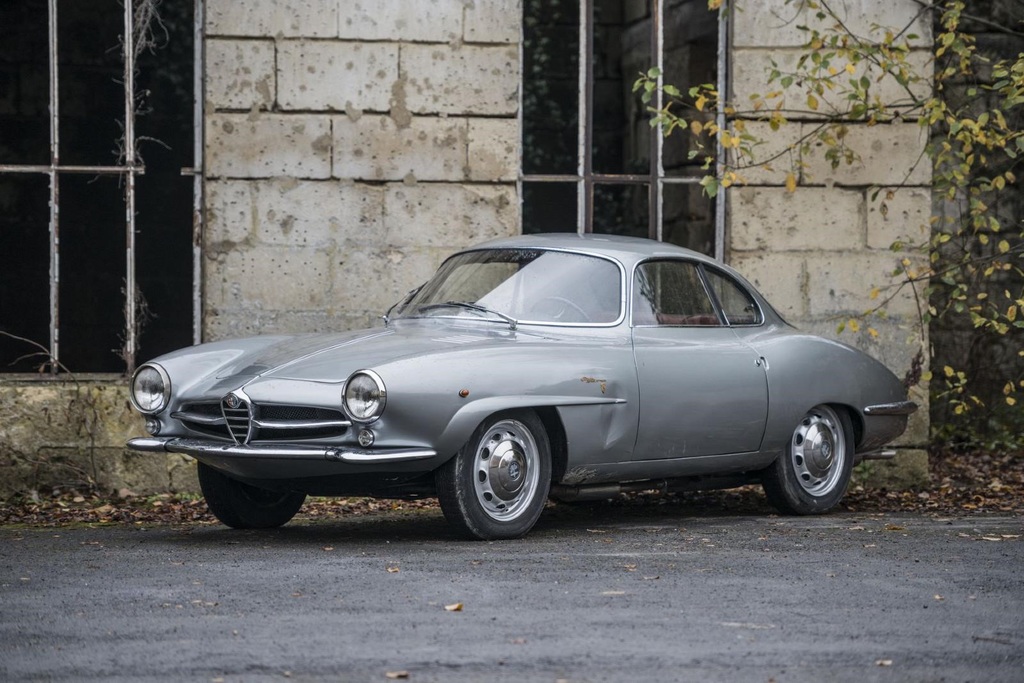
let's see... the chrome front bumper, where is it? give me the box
[127,437,437,464]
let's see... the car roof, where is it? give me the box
[469,233,720,268]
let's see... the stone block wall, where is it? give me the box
[728,0,932,480]
[202,0,522,338]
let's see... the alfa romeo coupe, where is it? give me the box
[127,234,916,539]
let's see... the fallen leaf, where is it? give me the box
[623,564,637,572]
[387,566,400,573]
[981,536,1002,542]
[444,603,463,612]
[875,659,893,667]
[601,591,626,596]
[884,524,906,531]
[321,546,334,552]
[934,595,945,601]
[385,671,409,679]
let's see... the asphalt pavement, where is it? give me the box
[2,504,1022,682]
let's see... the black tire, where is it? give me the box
[436,409,552,540]
[198,462,306,529]
[762,404,854,515]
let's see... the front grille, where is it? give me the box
[174,398,350,443]
[222,395,252,443]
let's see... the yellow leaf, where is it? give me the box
[848,319,860,333]
[707,0,723,9]
[998,240,1010,254]
[444,603,464,612]
[807,93,819,111]
[690,120,703,135]
[944,365,955,378]
[695,95,707,111]
[1008,397,1018,407]
[845,62,856,74]
[785,172,797,193]
[869,287,880,300]
[868,327,879,339]
[1008,305,1018,322]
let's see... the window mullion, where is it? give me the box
[577,0,592,234]
[48,0,59,375]
[650,0,665,242]
[123,0,138,373]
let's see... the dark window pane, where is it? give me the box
[0,0,49,166]
[704,267,762,325]
[663,0,718,178]
[523,182,577,234]
[0,175,51,371]
[662,180,713,254]
[522,0,579,175]
[593,0,650,174]
[633,259,718,326]
[58,0,125,166]
[58,175,125,373]
[134,0,195,362]
[592,183,648,237]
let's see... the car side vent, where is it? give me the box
[221,394,252,444]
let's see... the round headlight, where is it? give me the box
[130,364,170,415]
[343,370,386,423]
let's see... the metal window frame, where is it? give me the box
[519,0,727,260]
[0,0,204,375]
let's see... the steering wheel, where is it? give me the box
[530,296,591,322]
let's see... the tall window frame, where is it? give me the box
[0,0,203,376]
[519,0,728,259]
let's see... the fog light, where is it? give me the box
[357,428,375,448]
[145,417,161,435]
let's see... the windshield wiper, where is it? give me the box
[415,301,518,330]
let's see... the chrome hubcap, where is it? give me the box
[474,419,540,521]
[790,406,846,496]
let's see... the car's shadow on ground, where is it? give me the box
[163,490,782,547]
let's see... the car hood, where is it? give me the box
[215,322,523,384]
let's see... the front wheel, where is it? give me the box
[436,410,551,540]
[762,405,854,515]
[198,462,306,529]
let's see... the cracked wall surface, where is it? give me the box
[203,0,521,338]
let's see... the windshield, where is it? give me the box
[396,249,623,325]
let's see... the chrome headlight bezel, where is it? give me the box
[129,363,171,415]
[343,369,387,424]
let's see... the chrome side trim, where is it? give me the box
[857,449,897,461]
[126,437,436,464]
[863,401,918,416]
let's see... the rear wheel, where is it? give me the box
[436,410,551,540]
[763,405,853,515]
[198,462,306,529]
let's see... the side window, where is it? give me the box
[633,260,720,326]
[704,268,763,326]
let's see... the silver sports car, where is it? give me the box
[127,234,916,539]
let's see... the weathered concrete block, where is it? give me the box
[727,120,805,185]
[278,41,397,112]
[206,245,333,311]
[465,0,521,44]
[331,247,444,317]
[467,118,518,181]
[866,186,931,250]
[206,114,332,178]
[384,184,519,248]
[730,187,864,252]
[804,252,921,317]
[205,181,255,246]
[252,179,385,246]
[400,44,519,115]
[0,381,195,497]
[333,115,468,181]
[205,39,276,111]
[338,0,463,42]
[802,122,931,187]
[727,252,808,319]
[206,0,337,38]
[854,448,930,489]
[732,0,931,49]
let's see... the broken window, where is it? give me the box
[0,0,197,374]
[521,0,723,255]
